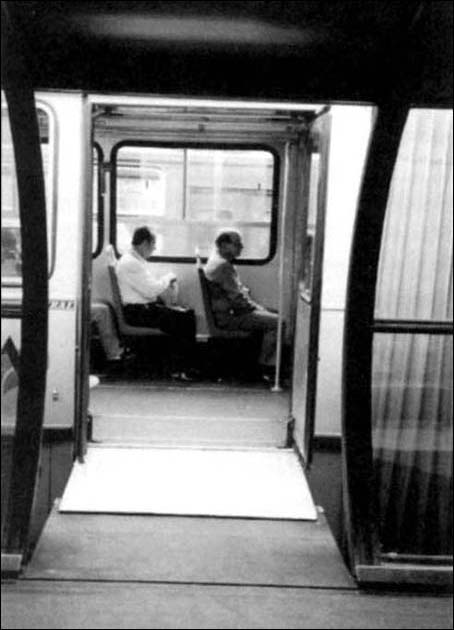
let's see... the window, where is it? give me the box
[372,109,453,557]
[1,336,20,546]
[1,99,55,283]
[1,104,22,282]
[301,152,320,296]
[375,109,453,322]
[112,144,278,261]
[92,144,103,257]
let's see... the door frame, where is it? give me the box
[291,108,331,466]
[1,3,49,565]
[341,104,409,570]
[73,95,95,462]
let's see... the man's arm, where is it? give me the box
[211,262,257,311]
[119,258,175,301]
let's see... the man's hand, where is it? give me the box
[164,272,177,288]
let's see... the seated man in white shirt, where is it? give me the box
[116,226,196,380]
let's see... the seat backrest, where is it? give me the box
[105,243,116,266]
[196,257,219,336]
[107,264,128,333]
[195,253,250,340]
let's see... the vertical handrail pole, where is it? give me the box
[272,142,291,392]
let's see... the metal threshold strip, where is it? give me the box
[1,553,22,577]
[356,564,453,590]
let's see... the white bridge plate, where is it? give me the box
[59,446,317,520]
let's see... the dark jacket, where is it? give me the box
[204,251,257,325]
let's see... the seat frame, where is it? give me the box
[107,265,166,339]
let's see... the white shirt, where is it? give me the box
[116,248,175,304]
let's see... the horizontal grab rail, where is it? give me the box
[373,319,453,335]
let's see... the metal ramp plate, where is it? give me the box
[59,446,317,520]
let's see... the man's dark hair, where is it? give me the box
[132,226,155,246]
[215,230,241,248]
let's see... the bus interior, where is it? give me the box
[1,1,453,627]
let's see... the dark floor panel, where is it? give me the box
[25,509,354,588]
[2,580,452,629]
[90,382,289,419]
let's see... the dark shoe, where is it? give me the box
[105,358,124,375]
[170,371,194,382]
[259,365,275,384]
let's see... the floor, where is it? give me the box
[24,509,347,585]
[2,580,452,630]
[90,380,288,421]
[4,502,452,629]
[89,381,289,447]
[3,379,452,628]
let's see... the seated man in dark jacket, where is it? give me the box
[204,229,280,375]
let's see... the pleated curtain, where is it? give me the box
[372,109,453,555]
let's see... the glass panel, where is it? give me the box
[115,145,274,259]
[301,152,320,296]
[372,333,453,556]
[115,146,183,254]
[92,146,100,255]
[1,337,20,547]
[1,105,21,281]
[186,149,273,223]
[375,109,453,321]
[1,101,54,281]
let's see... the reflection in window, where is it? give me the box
[186,150,273,223]
[1,227,21,278]
[372,109,453,558]
[92,146,102,255]
[1,105,21,281]
[1,337,20,547]
[114,145,275,259]
[372,334,452,555]
[375,110,453,321]
[1,102,53,282]
[301,153,320,295]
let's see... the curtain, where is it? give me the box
[372,109,453,555]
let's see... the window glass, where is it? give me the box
[114,145,275,259]
[372,333,452,556]
[92,145,102,255]
[1,105,21,281]
[371,107,453,559]
[1,101,54,282]
[375,109,453,321]
[186,149,273,222]
[1,337,20,549]
[301,152,320,296]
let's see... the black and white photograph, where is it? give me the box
[1,1,452,628]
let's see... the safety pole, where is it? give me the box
[272,142,290,392]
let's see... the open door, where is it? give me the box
[291,109,331,466]
[342,105,453,588]
[73,96,95,464]
[1,4,48,573]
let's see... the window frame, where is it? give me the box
[342,104,453,586]
[369,108,453,560]
[109,140,280,264]
[91,142,104,259]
